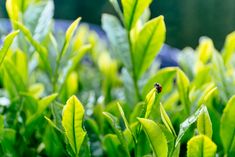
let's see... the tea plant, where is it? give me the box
[0,0,235,157]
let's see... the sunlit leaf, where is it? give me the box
[160,103,177,137]
[0,31,19,67]
[222,31,235,64]
[197,107,212,138]
[220,95,235,156]
[142,67,177,97]
[62,95,86,156]
[197,37,213,64]
[3,59,27,95]
[6,0,20,26]
[187,135,216,157]
[121,0,152,30]
[144,88,156,118]
[14,22,52,73]
[177,68,191,115]
[138,118,168,157]
[176,105,209,146]
[134,16,166,78]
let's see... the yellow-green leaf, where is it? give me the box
[62,95,86,156]
[66,17,81,42]
[177,68,190,115]
[3,59,26,93]
[134,16,166,78]
[121,0,152,30]
[0,30,19,66]
[197,107,212,138]
[57,18,81,68]
[6,0,20,24]
[44,116,63,133]
[187,135,217,157]
[103,112,130,157]
[14,22,51,73]
[26,93,58,125]
[220,95,235,156]
[117,103,136,143]
[222,31,235,64]
[197,37,213,64]
[176,105,209,146]
[160,103,176,137]
[138,118,168,157]
[142,67,177,97]
[144,88,156,118]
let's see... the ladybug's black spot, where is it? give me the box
[154,83,162,93]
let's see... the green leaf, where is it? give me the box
[222,31,235,64]
[43,126,66,157]
[103,112,130,157]
[212,51,233,103]
[14,21,51,73]
[0,30,19,66]
[117,103,136,143]
[142,67,177,97]
[175,105,209,146]
[134,16,166,78]
[62,95,86,156]
[3,59,27,94]
[196,83,217,106]
[44,116,63,133]
[177,68,191,115]
[14,49,28,84]
[121,68,138,106]
[26,93,58,125]
[109,0,123,20]
[0,128,16,156]
[187,135,217,157]
[220,95,235,156]
[117,103,129,129]
[54,18,81,90]
[121,0,152,30]
[160,103,177,137]
[158,124,176,157]
[197,37,213,64]
[33,0,54,41]
[66,18,81,42]
[6,0,20,25]
[29,83,44,98]
[102,14,132,72]
[197,106,212,138]
[58,45,91,94]
[138,118,168,157]
[144,88,156,118]
[103,134,126,157]
[58,17,81,60]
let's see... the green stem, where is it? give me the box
[53,42,67,92]
[127,31,142,101]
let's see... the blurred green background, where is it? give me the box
[1,0,235,49]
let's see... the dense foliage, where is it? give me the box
[0,0,235,157]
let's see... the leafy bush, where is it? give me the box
[1,0,235,157]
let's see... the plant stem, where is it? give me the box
[127,31,142,101]
[53,41,67,92]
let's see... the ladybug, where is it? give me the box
[154,83,162,93]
